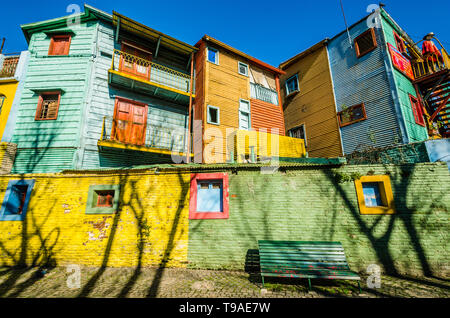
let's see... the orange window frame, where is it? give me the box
[409,94,425,127]
[96,191,114,207]
[48,35,71,56]
[393,31,406,53]
[34,92,61,121]
[354,28,378,58]
[337,103,368,127]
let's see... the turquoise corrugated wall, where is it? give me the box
[11,21,98,173]
[380,14,429,143]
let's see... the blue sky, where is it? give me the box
[1,0,449,66]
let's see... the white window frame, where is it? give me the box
[207,47,219,65]
[239,99,251,131]
[285,74,299,96]
[238,62,249,76]
[207,105,220,125]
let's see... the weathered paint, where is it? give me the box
[280,43,343,158]
[0,171,190,268]
[327,11,404,154]
[380,12,429,143]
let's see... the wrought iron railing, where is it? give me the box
[250,83,278,105]
[412,50,450,79]
[0,55,19,78]
[111,49,193,94]
[100,115,189,154]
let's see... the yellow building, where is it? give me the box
[0,51,28,142]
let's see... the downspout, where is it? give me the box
[186,52,194,163]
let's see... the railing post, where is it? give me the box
[100,116,106,141]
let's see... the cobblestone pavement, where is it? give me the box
[0,266,448,298]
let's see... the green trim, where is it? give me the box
[85,184,120,214]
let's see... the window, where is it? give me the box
[288,124,307,147]
[409,95,425,127]
[207,105,220,125]
[207,47,219,64]
[48,35,71,56]
[189,173,229,219]
[0,180,35,221]
[238,62,248,76]
[285,74,299,96]
[239,99,251,130]
[354,28,377,58]
[394,31,406,54]
[35,92,61,121]
[85,185,120,214]
[337,103,367,127]
[0,95,5,115]
[354,175,395,215]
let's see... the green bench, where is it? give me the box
[258,240,361,292]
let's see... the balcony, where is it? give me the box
[98,115,192,158]
[0,55,19,79]
[228,130,306,163]
[108,49,194,104]
[412,49,450,81]
[250,82,279,105]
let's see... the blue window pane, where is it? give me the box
[362,182,383,207]
[6,185,27,215]
[197,181,223,212]
[208,49,217,63]
[286,76,298,94]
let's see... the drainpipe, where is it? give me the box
[186,52,194,163]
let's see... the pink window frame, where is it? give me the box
[189,173,229,220]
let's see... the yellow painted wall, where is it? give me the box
[0,80,19,140]
[0,170,190,268]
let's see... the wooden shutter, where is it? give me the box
[112,97,148,145]
[49,35,71,56]
[409,95,425,126]
[35,92,61,120]
[355,28,377,58]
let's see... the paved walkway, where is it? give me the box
[0,266,448,298]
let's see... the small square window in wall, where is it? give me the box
[207,105,220,125]
[207,47,219,64]
[238,62,248,76]
[48,35,71,56]
[190,173,229,219]
[35,92,61,121]
[285,74,299,96]
[354,175,395,215]
[85,185,121,214]
[354,28,377,58]
[0,180,35,221]
[337,103,367,127]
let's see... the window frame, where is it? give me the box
[85,185,121,215]
[409,94,426,127]
[207,105,220,125]
[288,123,307,147]
[207,47,219,65]
[337,103,368,127]
[354,175,395,215]
[285,74,299,96]
[189,173,229,220]
[48,34,72,56]
[238,61,249,76]
[393,31,406,54]
[0,95,5,115]
[0,179,35,221]
[354,28,378,58]
[34,91,61,121]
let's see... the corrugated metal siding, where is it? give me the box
[11,21,97,172]
[328,14,402,154]
[80,22,188,170]
[380,15,428,143]
[250,98,285,135]
[12,148,76,173]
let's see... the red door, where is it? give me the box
[119,43,152,80]
[112,98,148,146]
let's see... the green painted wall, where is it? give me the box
[187,163,450,277]
[381,14,429,143]
[11,20,98,173]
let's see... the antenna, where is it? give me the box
[339,0,353,48]
[0,38,5,54]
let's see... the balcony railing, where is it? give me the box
[412,50,450,79]
[111,49,193,94]
[250,82,279,105]
[100,116,189,154]
[0,55,19,78]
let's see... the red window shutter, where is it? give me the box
[49,35,71,56]
[409,95,425,126]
